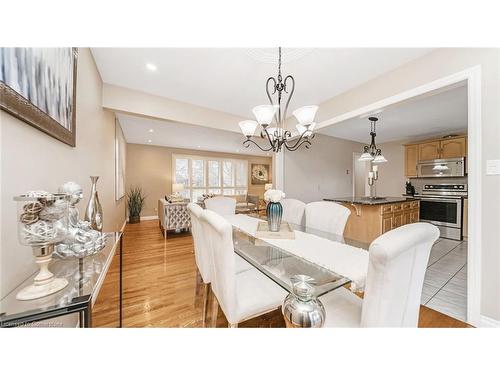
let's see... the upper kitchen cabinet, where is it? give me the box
[440,137,467,158]
[418,140,441,161]
[405,144,418,177]
[404,135,467,177]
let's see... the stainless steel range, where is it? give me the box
[415,183,467,241]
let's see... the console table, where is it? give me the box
[0,232,123,328]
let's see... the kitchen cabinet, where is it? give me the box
[441,137,467,158]
[405,144,418,177]
[339,200,420,243]
[404,136,467,177]
[418,141,441,161]
[382,214,393,234]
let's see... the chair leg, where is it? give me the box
[228,323,238,328]
[202,283,209,328]
[210,292,219,328]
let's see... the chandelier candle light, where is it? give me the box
[239,47,318,153]
[368,165,379,198]
[359,117,388,163]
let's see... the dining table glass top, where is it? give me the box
[229,214,370,297]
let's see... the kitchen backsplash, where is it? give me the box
[409,177,468,193]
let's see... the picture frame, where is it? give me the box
[0,48,78,147]
[251,163,270,185]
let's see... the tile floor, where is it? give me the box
[422,238,467,322]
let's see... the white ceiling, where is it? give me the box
[92,48,434,119]
[117,113,270,156]
[318,84,468,143]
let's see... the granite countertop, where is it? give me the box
[324,196,419,205]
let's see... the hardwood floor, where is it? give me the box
[94,219,470,328]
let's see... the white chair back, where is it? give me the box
[281,198,306,226]
[187,203,211,283]
[305,201,351,236]
[205,197,236,215]
[361,222,439,327]
[200,209,238,323]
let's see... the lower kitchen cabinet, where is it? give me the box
[341,200,420,243]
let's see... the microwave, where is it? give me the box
[417,157,466,178]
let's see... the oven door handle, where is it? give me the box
[419,197,462,203]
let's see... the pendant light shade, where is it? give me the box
[359,152,374,161]
[372,154,388,163]
[293,105,318,125]
[239,120,258,136]
[252,105,278,125]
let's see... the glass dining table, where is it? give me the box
[229,214,370,298]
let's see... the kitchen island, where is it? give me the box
[324,197,420,243]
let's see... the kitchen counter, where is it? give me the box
[324,196,419,205]
[323,197,420,243]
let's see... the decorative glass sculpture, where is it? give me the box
[14,192,69,300]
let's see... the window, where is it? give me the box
[173,154,248,202]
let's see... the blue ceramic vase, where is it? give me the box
[266,201,283,232]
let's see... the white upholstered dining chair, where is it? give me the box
[200,209,287,328]
[281,198,306,226]
[187,203,252,327]
[319,222,440,327]
[205,197,236,215]
[305,201,351,236]
[187,203,212,326]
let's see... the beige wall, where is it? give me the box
[373,141,407,197]
[310,48,500,322]
[126,143,272,217]
[0,48,126,298]
[284,134,363,203]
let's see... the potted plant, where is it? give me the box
[127,186,146,224]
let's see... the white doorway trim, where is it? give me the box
[317,66,482,327]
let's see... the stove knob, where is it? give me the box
[454,185,458,188]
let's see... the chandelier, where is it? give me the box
[359,117,388,163]
[238,47,318,153]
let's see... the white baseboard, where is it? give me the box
[480,315,500,328]
[141,215,159,221]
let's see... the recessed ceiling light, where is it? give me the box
[145,63,157,71]
[197,145,201,148]
[148,129,154,133]
[147,139,152,143]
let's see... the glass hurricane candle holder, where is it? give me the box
[14,193,69,300]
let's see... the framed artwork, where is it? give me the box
[115,119,126,200]
[251,163,270,185]
[0,47,78,147]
